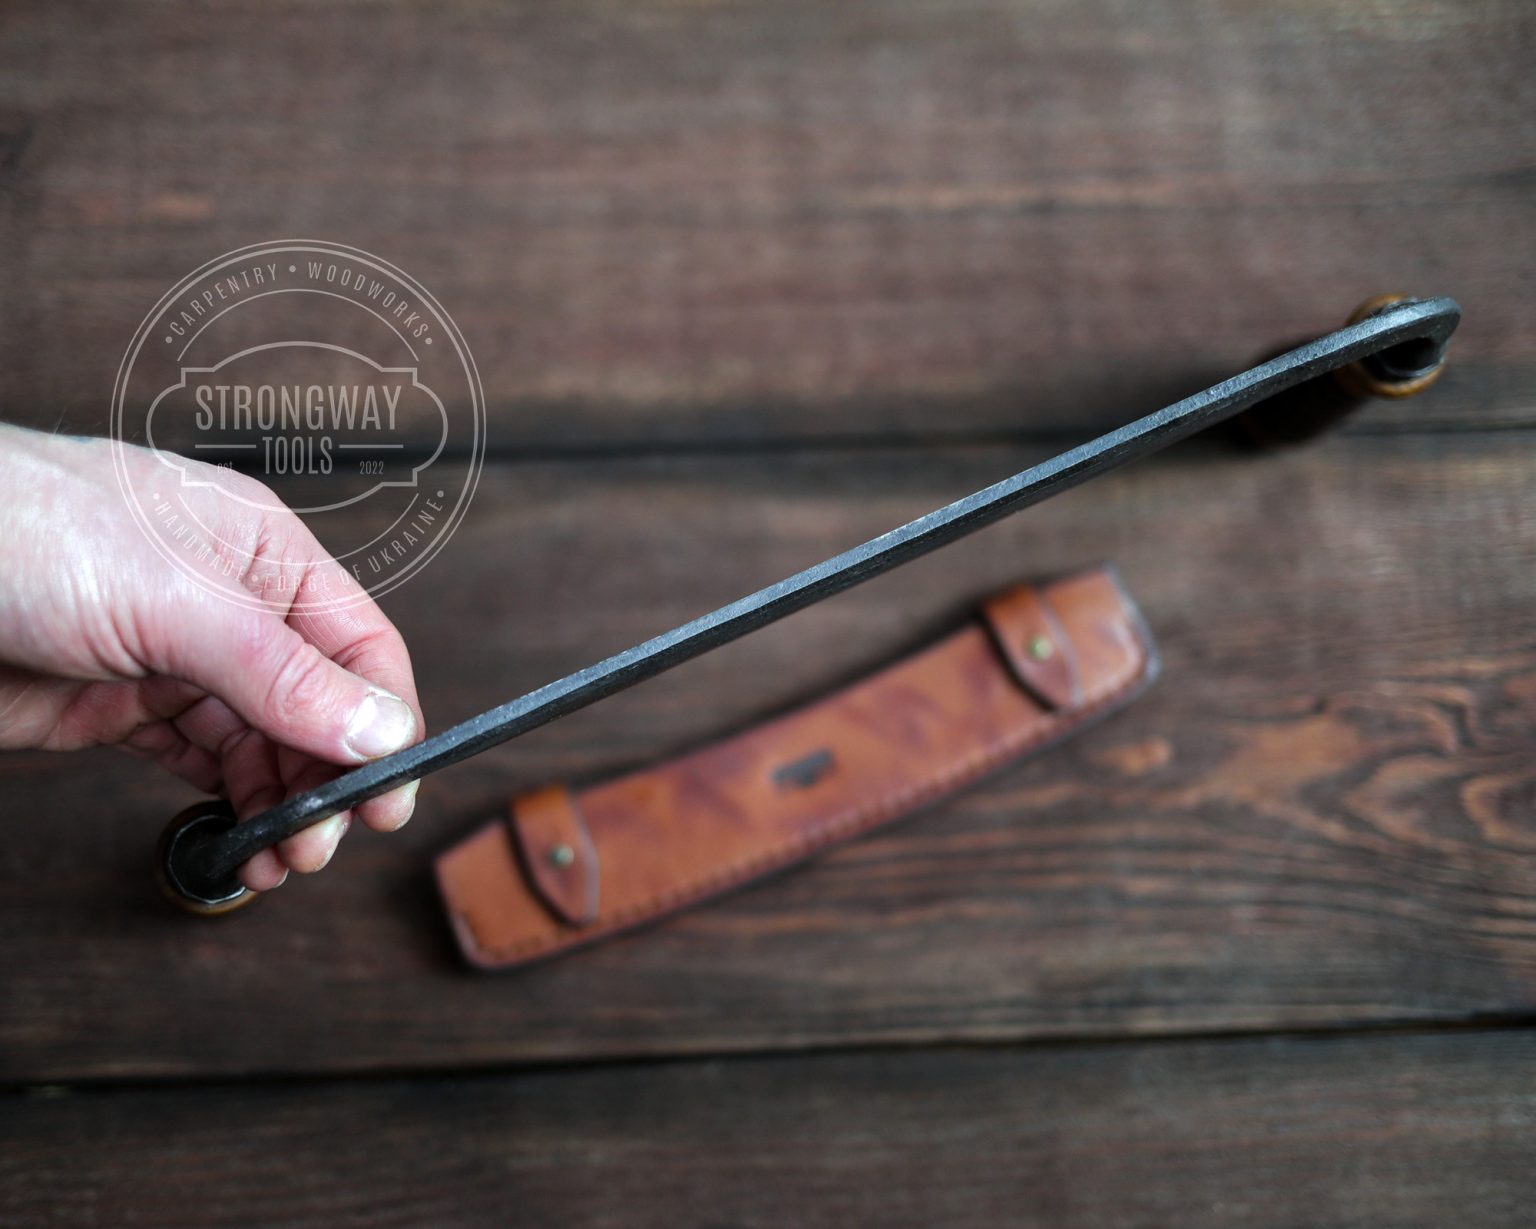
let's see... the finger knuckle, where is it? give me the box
[263,643,336,726]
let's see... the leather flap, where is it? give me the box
[507,785,600,926]
[980,583,1081,710]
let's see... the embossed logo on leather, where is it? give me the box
[771,748,837,791]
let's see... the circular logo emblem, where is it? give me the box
[112,240,483,613]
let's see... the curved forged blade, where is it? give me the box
[188,294,1460,882]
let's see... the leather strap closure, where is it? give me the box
[436,565,1158,970]
[981,584,1081,710]
[507,786,600,926]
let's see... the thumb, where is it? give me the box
[158,600,418,766]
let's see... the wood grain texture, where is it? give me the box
[3,5,1533,1217]
[3,432,1534,1080]
[0,0,1532,447]
[3,1030,1534,1228]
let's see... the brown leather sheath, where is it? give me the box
[435,565,1158,969]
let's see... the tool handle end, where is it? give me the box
[156,801,259,916]
[1238,293,1454,447]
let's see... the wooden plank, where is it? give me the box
[3,1029,1533,1228]
[2,432,1534,1079]
[0,0,1531,446]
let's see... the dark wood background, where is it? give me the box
[2,1,1534,1225]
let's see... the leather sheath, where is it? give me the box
[435,565,1158,969]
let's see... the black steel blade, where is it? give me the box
[176,294,1459,890]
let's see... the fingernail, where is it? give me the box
[380,780,419,832]
[345,689,416,760]
[315,813,349,870]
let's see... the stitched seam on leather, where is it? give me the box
[463,608,1149,961]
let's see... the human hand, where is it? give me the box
[0,423,423,891]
